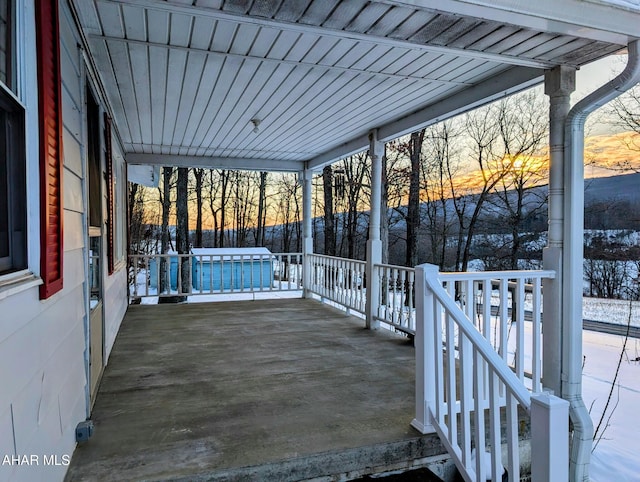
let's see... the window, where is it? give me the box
[0,0,13,91]
[0,0,26,276]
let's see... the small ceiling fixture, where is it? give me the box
[251,118,261,133]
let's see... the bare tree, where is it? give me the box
[406,129,425,268]
[456,105,512,271]
[490,92,548,269]
[322,165,336,256]
[274,174,301,252]
[219,170,230,247]
[255,171,268,246]
[386,129,426,268]
[176,167,190,295]
[609,84,640,169]
[380,147,389,264]
[335,153,368,260]
[193,168,204,247]
[421,121,460,269]
[159,167,174,294]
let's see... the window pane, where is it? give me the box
[0,110,9,259]
[0,85,26,274]
[0,0,11,90]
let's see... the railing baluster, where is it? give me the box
[506,392,520,481]
[434,295,444,425]
[446,297,457,445]
[489,372,502,482]
[499,279,509,362]
[459,331,472,468]
[532,277,542,392]
[516,278,525,381]
[144,256,149,297]
[208,255,212,294]
[408,270,415,331]
[482,278,492,406]
[177,254,183,295]
[220,257,225,293]
[473,346,486,482]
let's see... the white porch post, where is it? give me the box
[411,263,437,434]
[302,167,314,298]
[365,130,382,329]
[530,393,570,482]
[542,66,575,396]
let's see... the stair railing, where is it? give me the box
[413,264,569,482]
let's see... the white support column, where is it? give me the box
[542,66,575,396]
[411,263,438,434]
[530,393,570,482]
[365,130,383,329]
[302,167,314,298]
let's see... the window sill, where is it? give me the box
[0,271,43,301]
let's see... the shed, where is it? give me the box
[191,248,274,291]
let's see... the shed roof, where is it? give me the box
[191,247,273,259]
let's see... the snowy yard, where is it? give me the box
[584,329,640,481]
[583,297,640,327]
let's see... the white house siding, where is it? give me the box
[103,266,127,360]
[0,2,128,481]
[103,124,128,360]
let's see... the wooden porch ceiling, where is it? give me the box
[71,0,637,173]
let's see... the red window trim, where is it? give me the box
[37,0,64,299]
[104,113,115,275]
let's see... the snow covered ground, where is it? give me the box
[583,296,640,327]
[584,329,640,481]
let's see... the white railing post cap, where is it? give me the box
[531,392,569,409]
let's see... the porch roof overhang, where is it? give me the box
[71,0,640,176]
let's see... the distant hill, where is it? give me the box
[584,172,640,204]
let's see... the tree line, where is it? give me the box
[129,85,640,298]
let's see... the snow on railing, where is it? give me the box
[306,254,366,314]
[413,264,567,482]
[128,252,303,300]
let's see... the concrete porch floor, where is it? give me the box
[65,298,445,482]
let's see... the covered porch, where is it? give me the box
[65,298,446,481]
[67,0,640,480]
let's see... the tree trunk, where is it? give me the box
[406,129,424,268]
[381,149,389,265]
[322,165,336,256]
[159,167,173,295]
[219,170,228,248]
[194,168,204,248]
[175,167,190,298]
[256,171,267,246]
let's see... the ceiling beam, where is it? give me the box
[97,0,555,69]
[308,65,544,170]
[91,35,471,87]
[382,0,637,46]
[126,153,304,172]
[307,135,371,172]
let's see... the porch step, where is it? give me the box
[162,434,447,482]
[353,466,444,481]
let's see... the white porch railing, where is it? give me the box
[373,263,416,335]
[413,264,568,482]
[129,252,303,299]
[306,254,366,314]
